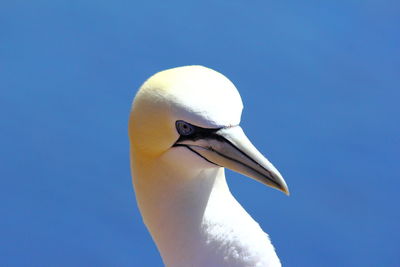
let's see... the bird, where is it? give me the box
[128,65,289,267]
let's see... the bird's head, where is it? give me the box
[129,65,288,194]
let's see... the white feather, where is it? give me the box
[129,66,284,267]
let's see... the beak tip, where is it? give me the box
[273,173,289,196]
[278,183,290,196]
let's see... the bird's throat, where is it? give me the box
[131,151,238,266]
[130,149,280,267]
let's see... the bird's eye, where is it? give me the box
[176,120,195,136]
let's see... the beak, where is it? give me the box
[174,126,289,195]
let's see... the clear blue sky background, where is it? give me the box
[1,1,399,266]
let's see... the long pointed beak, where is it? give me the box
[174,126,289,195]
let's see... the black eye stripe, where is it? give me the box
[174,120,223,142]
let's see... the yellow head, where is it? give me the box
[129,65,288,193]
[129,65,242,155]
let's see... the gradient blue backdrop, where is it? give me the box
[1,1,399,266]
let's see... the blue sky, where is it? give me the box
[1,1,399,266]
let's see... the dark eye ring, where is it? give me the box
[176,120,195,136]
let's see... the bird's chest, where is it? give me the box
[163,205,280,267]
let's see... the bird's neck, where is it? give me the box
[131,151,280,267]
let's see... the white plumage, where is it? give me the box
[129,66,288,267]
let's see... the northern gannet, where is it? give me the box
[129,66,289,267]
